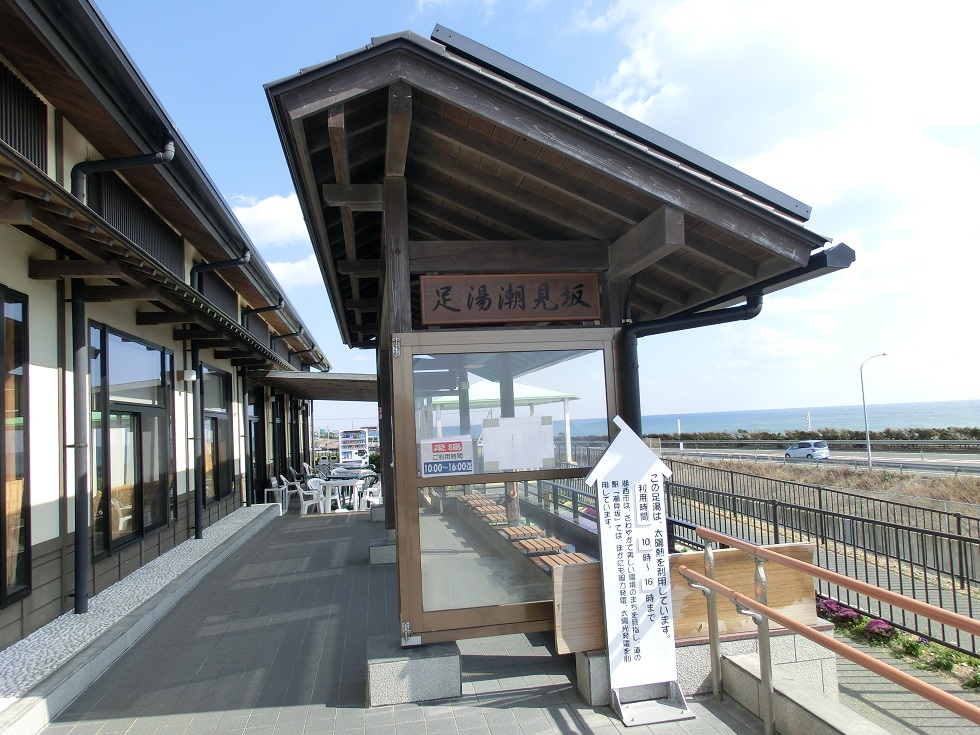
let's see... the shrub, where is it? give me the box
[966,670,980,689]
[864,618,896,644]
[930,645,960,671]
[894,634,926,657]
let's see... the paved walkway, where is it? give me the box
[34,510,765,735]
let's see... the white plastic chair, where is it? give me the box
[280,474,302,510]
[300,478,326,515]
[361,473,383,507]
[263,476,285,510]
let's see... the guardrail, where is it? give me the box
[680,526,980,733]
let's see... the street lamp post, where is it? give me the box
[860,353,887,472]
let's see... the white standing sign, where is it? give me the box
[585,416,678,692]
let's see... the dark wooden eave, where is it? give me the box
[267,29,839,349]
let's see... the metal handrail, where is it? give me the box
[680,527,980,730]
[696,526,980,637]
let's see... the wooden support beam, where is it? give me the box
[385,82,413,176]
[29,259,123,280]
[83,286,161,302]
[0,199,32,225]
[412,176,559,241]
[136,311,198,325]
[321,184,384,210]
[635,278,689,307]
[345,298,379,312]
[337,259,382,276]
[173,326,217,340]
[188,338,233,348]
[409,240,608,274]
[214,350,255,360]
[231,358,272,368]
[382,176,411,341]
[656,260,718,294]
[0,164,24,182]
[605,205,685,282]
[413,149,611,239]
[686,231,758,278]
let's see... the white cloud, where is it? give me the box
[230,192,309,249]
[266,253,323,289]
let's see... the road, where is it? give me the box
[665,448,980,476]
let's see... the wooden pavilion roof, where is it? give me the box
[267,27,852,349]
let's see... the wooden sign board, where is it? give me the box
[420,273,600,325]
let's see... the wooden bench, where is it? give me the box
[497,525,544,541]
[534,552,594,572]
[459,495,502,506]
[551,543,818,655]
[514,537,569,556]
[470,504,507,516]
[482,513,509,524]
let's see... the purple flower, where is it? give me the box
[833,608,862,625]
[864,618,896,642]
[816,599,841,619]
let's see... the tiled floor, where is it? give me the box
[40,511,763,735]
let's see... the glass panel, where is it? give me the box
[419,483,555,612]
[108,333,163,406]
[141,413,167,531]
[90,326,105,555]
[108,413,138,543]
[202,366,228,413]
[204,416,218,503]
[413,348,607,478]
[4,298,28,594]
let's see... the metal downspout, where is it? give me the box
[70,139,175,200]
[189,250,252,291]
[192,344,204,540]
[71,280,90,613]
[620,294,764,434]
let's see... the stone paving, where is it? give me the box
[32,510,764,735]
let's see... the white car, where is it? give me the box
[785,440,830,460]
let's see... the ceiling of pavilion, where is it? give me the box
[267,27,850,350]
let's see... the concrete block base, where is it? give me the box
[722,654,888,735]
[577,628,838,705]
[576,650,667,707]
[366,636,461,706]
[368,540,396,565]
[370,505,385,522]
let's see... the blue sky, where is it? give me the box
[95,0,980,429]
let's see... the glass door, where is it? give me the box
[108,412,139,546]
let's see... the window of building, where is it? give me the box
[1,288,29,606]
[201,365,232,503]
[90,326,174,554]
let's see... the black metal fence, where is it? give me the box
[536,449,980,655]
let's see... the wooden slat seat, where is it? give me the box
[459,495,500,506]
[497,525,543,541]
[471,504,506,516]
[514,537,569,556]
[482,513,509,524]
[534,552,594,572]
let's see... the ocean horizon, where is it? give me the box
[571,398,980,437]
[427,398,980,439]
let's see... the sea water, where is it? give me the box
[565,399,980,437]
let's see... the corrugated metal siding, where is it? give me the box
[0,61,47,170]
[200,270,238,320]
[90,172,183,275]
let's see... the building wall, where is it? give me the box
[0,45,287,651]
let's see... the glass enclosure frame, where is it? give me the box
[392,327,620,643]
